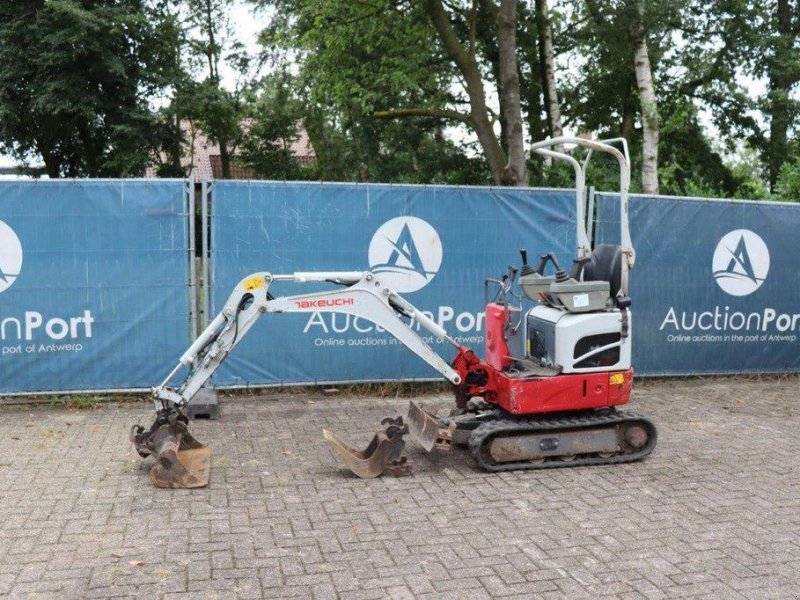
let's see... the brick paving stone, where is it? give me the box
[1,377,800,598]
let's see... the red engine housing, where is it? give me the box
[451,303,632,416]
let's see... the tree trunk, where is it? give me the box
[171,113,183,174]
[767,0,796,192]
[496,0,527,186]
[219,141,231,179]
[424,0,507,185]
[203,0,220,82]
[38,145,59,179]
[620,73,636,142]
[535,0,563,145]
[627,0,659,194]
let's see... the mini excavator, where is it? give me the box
[131,137,657,488]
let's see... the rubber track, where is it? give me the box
[468,410,657,472]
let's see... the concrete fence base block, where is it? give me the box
[186,382,219,420]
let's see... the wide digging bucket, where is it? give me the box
[323,417,411,478]
[148,421,211,489]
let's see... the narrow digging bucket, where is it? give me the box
[323,417,411,478]
[323,429,395,479]
[149,422,211,489]
[407,401,444,452]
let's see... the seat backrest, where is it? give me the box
[581,244,623,298]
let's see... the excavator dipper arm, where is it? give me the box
[133,271,465,486]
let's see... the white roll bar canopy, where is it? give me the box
[530,136,634,297]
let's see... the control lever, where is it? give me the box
[570,256,592,280]
[506,266,518,287]
[533,252,564,276]
[519,249,534,276]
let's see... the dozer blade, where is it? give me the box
[407,401,441,452]
[407,401,454,452]
[148,421,210,489]
[322,417,411,478]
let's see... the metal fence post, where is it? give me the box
[201,179,212,327]
[187,179,198,338]
[587,185,596,246]
[189,178,219,420]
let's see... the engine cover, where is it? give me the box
[526,305,631,373]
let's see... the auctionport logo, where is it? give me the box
[368,217,443,293]
[0,220,23,294]
[712,229,769,297]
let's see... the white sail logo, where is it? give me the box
[0,221,23,294]
[368,217,443,293]
[712,230,769,297]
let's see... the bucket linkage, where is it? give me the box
[130,409,211,489]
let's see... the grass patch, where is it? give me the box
[220,380,450,399]
[50,394,105,410]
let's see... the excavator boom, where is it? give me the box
[133,271,467,486]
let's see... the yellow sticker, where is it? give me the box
[243,276,264,290]
[609,373,625,386]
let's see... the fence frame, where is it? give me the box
[0,178,194,396]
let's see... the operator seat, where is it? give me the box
[580,244,623,299]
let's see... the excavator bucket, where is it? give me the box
[323,417,411,478]
[131,418,210,489]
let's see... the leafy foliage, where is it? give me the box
[0,0,176,177]
[1,0,799,198]
[238,71,306,180]
[776,156,800,201]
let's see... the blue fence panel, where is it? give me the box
[210,182,577,386]
[596,193,800,375]
[0,180,190,392]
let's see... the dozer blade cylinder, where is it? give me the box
[407,401,442,452]
[149,422,211,489]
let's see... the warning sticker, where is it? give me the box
[573,293,589,308]
[243,276,264,290]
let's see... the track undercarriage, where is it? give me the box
[465,409,656,471]
[325,400,657,478]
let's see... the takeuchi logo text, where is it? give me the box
[302,217,482,340]
[294,298,355,309]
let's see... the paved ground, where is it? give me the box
[0,378,798,599]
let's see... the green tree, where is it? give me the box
[180,0,251,179]
[255,0,535,185]
[671,1,800,194]
[758,0,800,192]
[776,155,800,200]
[558,0,664,192]
[239,72,305,180]
[0,0,176,177]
